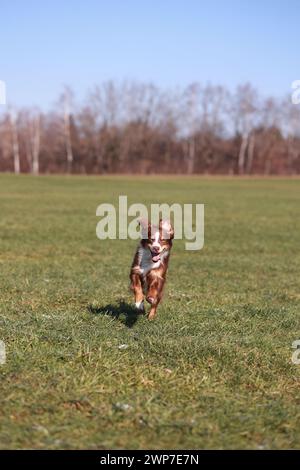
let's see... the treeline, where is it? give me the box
[0,81,300,175]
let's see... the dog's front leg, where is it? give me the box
[130,272,145,312]
[146,273,164,320]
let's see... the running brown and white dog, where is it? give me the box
[130,219,174,320]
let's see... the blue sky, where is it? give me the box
[0,0,298,109]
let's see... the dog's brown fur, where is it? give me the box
[130,219,174,320]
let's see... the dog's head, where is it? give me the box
[140,219,174,262]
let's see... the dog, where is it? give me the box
[130,219,174,320]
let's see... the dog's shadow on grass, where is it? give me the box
[87,299,141,328]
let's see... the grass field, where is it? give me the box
[0,174,299,449]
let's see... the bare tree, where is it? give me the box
[0,114,13,171]
[283,97,300,174]
[30,112,41,175]
[246,133,255,174]
[61,86,74,173]
[183,83,201,174]
[8,107,20,174]
[260,97,281,174]
[1,81,299,176]
[231,84,259,174]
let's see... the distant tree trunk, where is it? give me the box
[63,90,73,173]
[264,156,272,175]
[246,134,255,174]
[25,134,33,170]
[9,110,20,174]
[187,136,196,174]
[287,136,297,175]
[31,115,40,175]
[238,133,248,174]
[25,114,41,174]
[95,135,103,173]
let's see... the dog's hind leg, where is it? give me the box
[146,274,164,320]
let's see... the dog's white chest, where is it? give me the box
[137,247,169,276]
[138,248,160,275]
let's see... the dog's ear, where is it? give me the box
[138,217,151,239]
[160,219,174,240]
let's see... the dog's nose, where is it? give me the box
[152,246,160,253]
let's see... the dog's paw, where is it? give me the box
[148,310,156,320]
[131,265,142,275]
[135,300,145,312]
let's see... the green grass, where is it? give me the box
[0,174,299,449]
